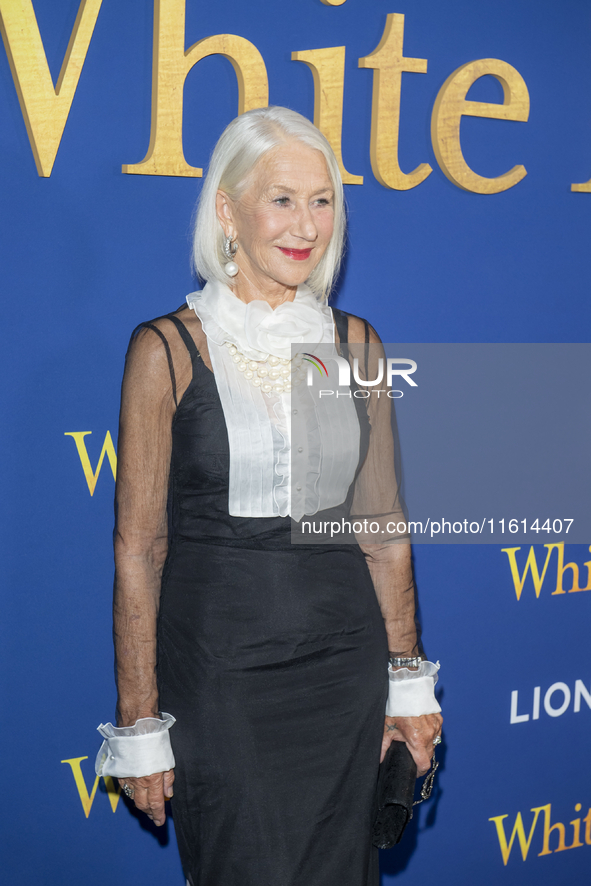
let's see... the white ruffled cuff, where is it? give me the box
[95,712,176,778]
[386,660,442,717]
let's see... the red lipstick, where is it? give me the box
[278,247,312,261]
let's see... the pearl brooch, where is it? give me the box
[225,341,307,394]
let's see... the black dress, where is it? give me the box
[128,309,390,886]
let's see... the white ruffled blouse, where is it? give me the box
[186,280,359,522]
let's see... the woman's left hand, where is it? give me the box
[381,713,443,774]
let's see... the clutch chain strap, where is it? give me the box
[412,749,439,812]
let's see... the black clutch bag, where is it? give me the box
[372,742,439,850]
[372,740,417,849]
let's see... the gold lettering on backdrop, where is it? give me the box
[503,544,591,599]
[431,58,530,194]
[358,13,432,191]
[569,806,586,849]
[0,0,103,177]
[550,543,591,594]
[61,756,121,817]
[64,431,117,496]
[291,48,362,185]
[123,0,268,177]
[571,178,591,193]
[320,0,347,6]
[501,545,557,600]
[537,804,569,855]
[489,803,591,864]
[488,806,546,865]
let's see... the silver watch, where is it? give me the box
[389,655,424,668]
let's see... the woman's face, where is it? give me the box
[216,141,335,294]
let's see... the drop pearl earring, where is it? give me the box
[223,234,239,277]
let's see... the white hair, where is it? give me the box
[192,106,345,302]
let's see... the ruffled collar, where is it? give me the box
[186,279,334,361]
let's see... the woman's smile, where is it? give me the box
[277,247,313,260]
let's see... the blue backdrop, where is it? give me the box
[1,1,590,884]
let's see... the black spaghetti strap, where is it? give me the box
[137,322,178,408]
[332,307,349,346]
[166,313,200,362]
[332,308,372,381]
[363,319,370,381]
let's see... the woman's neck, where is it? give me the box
[229,271,298,310]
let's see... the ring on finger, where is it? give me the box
[433,735,442,746]
[122,783,135,799]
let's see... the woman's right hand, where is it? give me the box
[118,769,175,827]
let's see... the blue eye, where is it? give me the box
[274,196,290,205]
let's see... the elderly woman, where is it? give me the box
[96,106,442,886]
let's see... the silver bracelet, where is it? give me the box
[389,655,424,668]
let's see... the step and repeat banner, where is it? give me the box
[1,1,590,884]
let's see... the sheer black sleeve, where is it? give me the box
[112,323,178,727]
[343,316,423,660]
